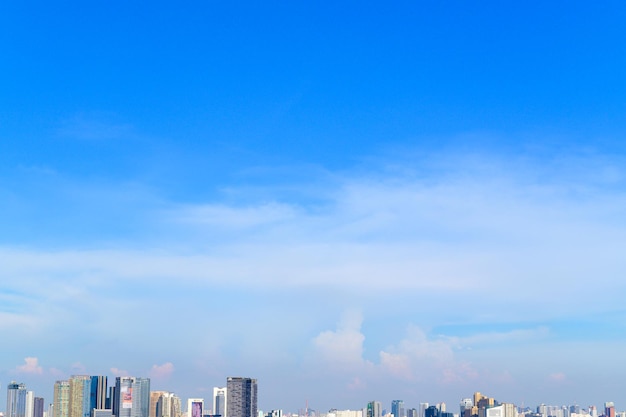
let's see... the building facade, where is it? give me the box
[69,376,92,417]
[367,402,381,417]
[187,399,204,417]
[90,376,108,415]
[34,397,45,417]
[113,377,151,417]
[391,401,404,417]
[213,388,227,417]
[7,382,27,417]
[226,378,257,417]
[54,381,71,417]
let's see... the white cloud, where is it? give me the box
[378,325,476,384]
[443,327,551,348]
[15,357,43,375]
[149,362,175,379]
[0,312,39,330]
[173,202,297,229]
[312,315,480,386]
[110,367,129,377]
[1,149,626,406]
[312,311,369,369]
[2,152,625,315]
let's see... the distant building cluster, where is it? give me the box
[4,378,623,417]
[3,377,257,417]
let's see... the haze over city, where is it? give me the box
[1,0,626,413]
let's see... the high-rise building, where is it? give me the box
[604,403,615,417]
[187,399,204,417]
[26,391,35,417]
[54,381,71,417]
[113,377,151,417]
[391,401,404,417]
[213,388,227,417]
[407,409,418,417]
[90,377,108,415]
[367,403,381,417]
[425,407,439,417]
[150,392,169,417]
[34,398,45,417]
[69,376,92,417]
[171,395,182,417]
[460,399,473,417]
[226,378,257,417]
[157,393,180,417]
[7,382,28,417]
[419,404,429,417]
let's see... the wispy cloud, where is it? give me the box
[57,114,134,141]
[548,372,567,382]
[172,203,297,230]
[0,148,625,406]
[110,367,129,377]
[149,362,175,380]
[443,327,552,349]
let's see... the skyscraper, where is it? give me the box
[367,402,381,417]
[7,382,27,417]
[154,392,180,417]
[150,392,168,417]
[460,399,473,417]
[34,398,45,417]
[113,377,151,417]
[90,376,108,415]
[213,388,227,417]
[425,406,439,417]
[391,401,404,417]
[26,391,35,417]
[54,381,71,417]
[69,376,92,417]
[226,378,257,417]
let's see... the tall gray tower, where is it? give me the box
[226,378,257,417]
[113,377,150,417]
[213,387,227,417]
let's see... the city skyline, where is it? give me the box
[2,0,626,413]
[2,375,624,417]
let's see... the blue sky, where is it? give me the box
[2,0,626,413]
